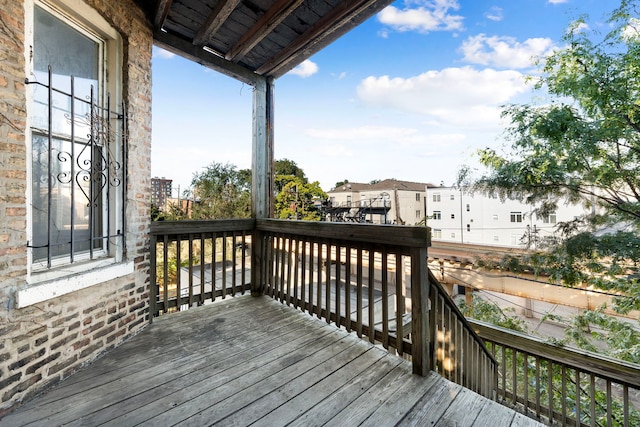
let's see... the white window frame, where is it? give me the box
[20,0,130,307]
[510,211,523,223]
[432,193,441,202]
[432,211,441,220]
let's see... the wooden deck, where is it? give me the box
[3,296,542,426]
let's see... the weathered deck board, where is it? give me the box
[2,295,543,427]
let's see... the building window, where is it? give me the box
[542,213,557,224]
[466,204,470,212]
[28,3,124,270]
[492,214,499,221]
[451,232,456,239]
[451,213,455,219]
[466,224,471,232]
[493,236,499,242]
[511,234,521,245]
[433,193,441,202]
[346,195,351,206]
[416,193,421,201]
[416,210,421,218]
[432,211,441,220]
[510,212,523,223]
[432,229,442,239]
[450,194,455,200]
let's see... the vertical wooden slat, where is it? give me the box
[292,238,299,306]
[316,242,323,319]
[589,373,596,427]
[186,234,192,309]
[335,244,342,327]
[308,242,315,314]
[381,251,388,349]
[345,246,352,333]
[501,345,507,401]
[212,233,217,301]
[395,254,404,355]
[368,248,375,343]
[561,365,567,425]
[199,233,205,305]
[325,242,331,324]
[149,233,157,319]
[231,232,237,295]
[279,235,287,302]
[549,361,555,424]
[241,231,246,294]
[535,357,541,418]
[623,384,629,427]
[575,370,581,426]
[606,379,612,427]
[300,239,307,311]
[178,236,184,310]
[356,247,363,338]
[222,232,228,298]
[523,352,529,415]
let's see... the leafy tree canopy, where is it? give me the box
[274,176,327,221]
[190,162,251,219]
[463,1,640,314]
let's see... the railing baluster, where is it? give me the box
[395,254,403,355]
[335,244,342,328]
[356,247,363,338]
[231,232,237,296]
[345,246,352,333]
[381,251,388,349]
[316,241,323,319]
[199,233,205,305]
[212,232,217,301]
[300,239,307,311]
[325,242,331,324]
[368,248,375,343]
[308,242,314,315]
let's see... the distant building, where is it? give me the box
[151,177,173,208]
[425,186,587,248]
[325,179,433,225]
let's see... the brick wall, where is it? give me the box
[0,0,152,415]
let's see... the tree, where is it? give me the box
[190,162,251,219]
[466,1,640,315]
[274,176,327,221]
[274,158,307,193]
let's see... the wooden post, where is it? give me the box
[149,233,157,322]
[251,76,274,296]
[410,246,430,376]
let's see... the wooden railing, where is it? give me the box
[254,219,497,398]
[472,320,640,426]
[149,219,254,315]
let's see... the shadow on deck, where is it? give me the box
[4,296,541,426]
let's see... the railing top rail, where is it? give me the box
[150,219,255,236]
[256,219,431,248]
[470,319,640,388]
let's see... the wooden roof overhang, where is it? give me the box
[134,0,394,85]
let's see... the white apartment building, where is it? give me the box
[426,186,587,248]
[326,179,431,225]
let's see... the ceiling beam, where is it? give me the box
[154,30,258,86]
[258,0,392,78]
[192,0,242,47]
[225,0,305,62]
[154,0,173,30]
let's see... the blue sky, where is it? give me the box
[151,0,614,194]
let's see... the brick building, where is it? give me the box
[151,176,173,208]
[0,0,152,414]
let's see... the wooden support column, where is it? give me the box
[251,76,274,296]
[410,246,430,376]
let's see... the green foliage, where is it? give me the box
[190,162,251,219]
[467,1,640,313]
[274,158,307,193]
[274,176,327,221]
[458,295,528,333]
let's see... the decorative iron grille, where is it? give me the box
[26,66,126,268]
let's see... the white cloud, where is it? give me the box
[153,47,175,59]
[356,66,530,130]
[378,0,464,33]
[623,18,640,40]
[547,0,569,4]
[485,6,503,22]
[288,60,319,78]
[460,34,555,69]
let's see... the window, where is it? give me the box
[450,232,456,239]
[466,224,471,232]
[493,236,499,242]
[415,193,421,202]
[27,3,124,273]
[415,210,421,218]
[432,211,441,220]
[451,213,455,219]
[450,194,455,200]
[542,213,557,224]
[432,229,442,239]
[346,195,351,206]
[432,193,441,202]
[466,204,470,212]
[492,214,499,221]
[510,212,523,223]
